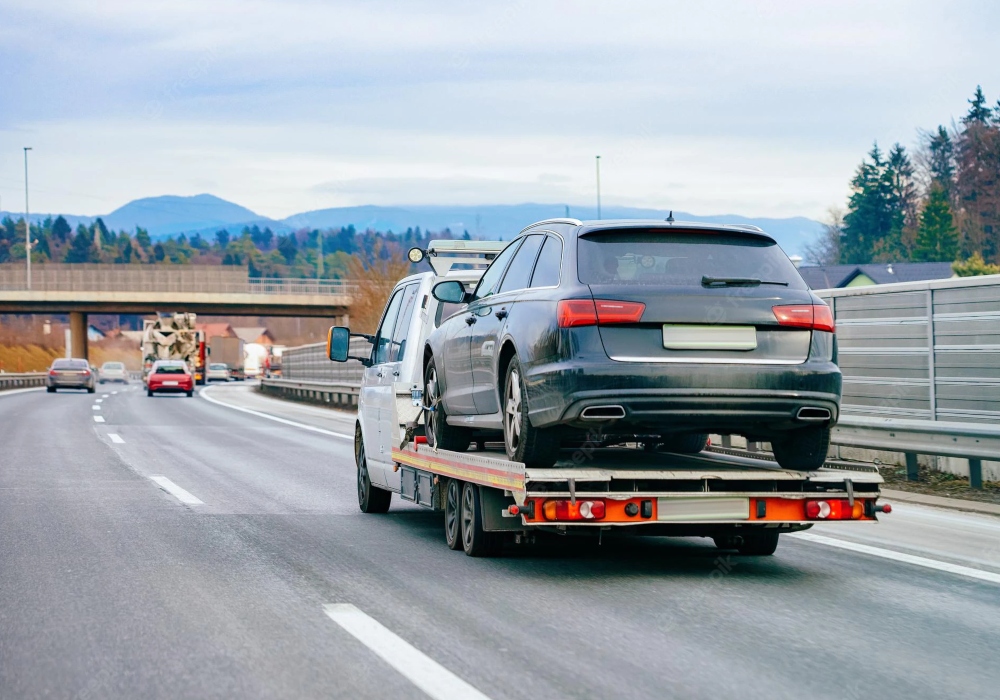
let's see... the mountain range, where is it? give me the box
[3,194,823,257]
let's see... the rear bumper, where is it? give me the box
[148,384,193,393]
[524,360,841,436]
[47,377,93,388]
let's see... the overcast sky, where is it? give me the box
[1,0,998,220]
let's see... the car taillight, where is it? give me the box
[558,299,646,328]
[541,499,606,521]
[49,370,57,376]
[772,304,835,333]
[804,499,864,520]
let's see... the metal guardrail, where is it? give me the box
[280,341,366,383]
[0,372,46,390]
[259,377,359,409]
[832,415,1000,488]
[0,264,355,297]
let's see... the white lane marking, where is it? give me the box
[108,433,125,444]
[101,394,109,398]
[789,532,1000,585]
[149,476,204,505]
[112,391,118,395]
[0,387,45,398]
[93,416,105,423]
[95,399,103,403]
[323,604,492,700]
[200,386,352,440]
[91,405,100,410]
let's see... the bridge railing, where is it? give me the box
[0,372,47,391]
[0,264,354,296]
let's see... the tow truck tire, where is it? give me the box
[736,530,780,556]
[425,357,472,452]
[659,433,709,454]
[503,356,559,468]
[461,482,502,557]
[147,389,153,397]
[771,425,831,471]
[356,431,391,514]
[444,479,463,550]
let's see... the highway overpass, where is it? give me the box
[0,264,352,358]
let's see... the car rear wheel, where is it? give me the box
[444,479,463,550]
[186,390,194,397]
[46,387,55,393]
[460,482,502,557]
[659,433,709,454]
[771,425,831,471]
[424,357,472,452]
[503,356,559,468]
[147,389,154,397]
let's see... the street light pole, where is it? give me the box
[24,147,33,290]
[595,155,602,220]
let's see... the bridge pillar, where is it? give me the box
[69,312,89,360]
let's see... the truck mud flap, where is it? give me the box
[479,486,522,532]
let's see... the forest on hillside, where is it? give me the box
[806,86,1000,274]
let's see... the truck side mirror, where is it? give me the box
[432,280,469,304]
[327,326,351,362]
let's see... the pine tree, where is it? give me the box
[841,143,904,263]
[965,85,992,124]
[914,184,958,262]
[51,215,72,243]
[65,226,97,263]
[215,229,230,249]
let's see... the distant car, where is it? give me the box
[47,358,96,393]
[146,360,195,397]
[99,361,128,384]
[206,363,230,382]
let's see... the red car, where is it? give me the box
[146,360,195,397]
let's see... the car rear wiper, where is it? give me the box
[701,276,789,288]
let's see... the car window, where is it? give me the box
[210,363,227,370]
[389,283,419,362]
[497,235,544,294]
[472,239,521,300]
[530,235,563,288]
[101,362,124,370]
[373,287,405,365]
[53,359,88,370]
[577,229,807,289]
[155,364,188,374]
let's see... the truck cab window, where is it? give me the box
[373,288,405,365]
[390,284,419,362]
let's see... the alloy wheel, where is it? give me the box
[504,369,522,453]
[445,480,461,549]
[357,453,369,505]
[461,484,475,551]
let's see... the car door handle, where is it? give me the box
[495,308,508,320]
[466,315,477,325]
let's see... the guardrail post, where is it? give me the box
[905,453,919,481]
[969,459,983,489]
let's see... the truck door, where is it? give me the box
[377,282,420,491]
[362,286,405,486]
[471,234,544,414]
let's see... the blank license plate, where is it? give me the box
[662,324,757,350]
[657,497,750,521]
[163,381,179,386]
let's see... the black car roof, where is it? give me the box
[521,218,776,243]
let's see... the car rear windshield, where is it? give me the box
[210,363,228,370]
[102,362,124,369]
[155,364,187,374]
[52,359,88,370]
[578,230,806,289]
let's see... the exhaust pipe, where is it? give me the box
[796,407,832,422]
[580,405,626,420]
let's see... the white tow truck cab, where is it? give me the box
[329,239,889,558]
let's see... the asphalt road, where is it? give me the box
[2,383,998,700]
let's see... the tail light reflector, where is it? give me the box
[772,304,835,333]
[805,499,864,520]
[541,499,606,521]
[558,300,645,328]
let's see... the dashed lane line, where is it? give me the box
[788,532,1000,585]
[93,416,105,423]
[108,433,125,444]
[199,386,352,440]
[149,476,204,505]
[323,604,492,700]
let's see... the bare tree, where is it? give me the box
[803,208,844,265]
[343,238,413,334]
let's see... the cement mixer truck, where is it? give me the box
[141,313,204,384]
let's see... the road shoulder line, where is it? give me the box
[200,386,352,440]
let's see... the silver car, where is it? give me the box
[206,363,230,382]
[47,358,97,393]
[99,361,128,384]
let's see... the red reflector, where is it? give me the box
[772,304,835,333]
[558,299,598,328]
[595,300,645,324]
[414,436,428,445]
[541,499,606,521]
[805,499,863,520]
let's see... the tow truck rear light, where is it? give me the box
[772,304,835,333]
[541,498,607,521]
[558,300,646,328]
[804,499,864,520]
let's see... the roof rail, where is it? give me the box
[424,239,507,276]
[730,223,764,232]
[519,218,583,234]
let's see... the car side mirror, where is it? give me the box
[432,280,470,304]
[327,326,375,367]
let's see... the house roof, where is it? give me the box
[232,327,273,344]
[196,322,235,338]
[797,262,955,289]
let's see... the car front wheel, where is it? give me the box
[771,425,831,471]
[503,356,559,468]
[424,357,472,452]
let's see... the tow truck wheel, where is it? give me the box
[356,433,391,514]
[425,358,472,452]
[771,425,831,471]
[737,530,780,556]
[444,479,463,550]
[503,356,559,468]
[460,482,501,557]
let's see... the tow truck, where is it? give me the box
[328,236,889,557]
